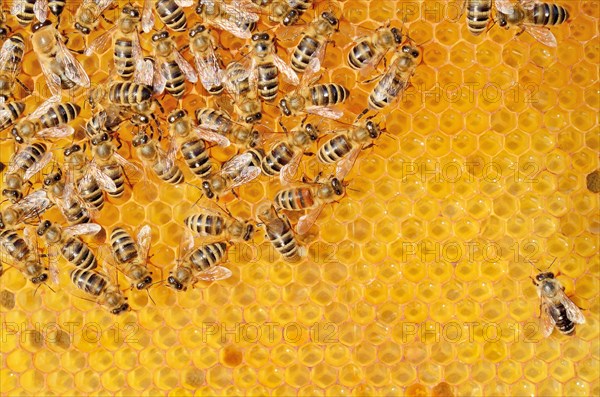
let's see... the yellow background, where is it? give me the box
[0,1,598,396]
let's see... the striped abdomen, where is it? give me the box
[181,139,212,177]
[291,36,319,72]
[103,164,125,197]
[13,0,36,25]
[39,102,81,128]
[78,179,105,211]
[368,74,406,110]
[114,38,136,79]
[274,187,315,211]
[0,229,30,261]
[0,35,25,75]
[184,214,225,236]
[257,63,279,101]
[48,0,66,16]
[550,302,576,335]
[317,134,353,164]
[156,0,187,31]
[110,227,137,264]
[163,60,186,98]
[109,82,152,105]
[12,142,47,174]
[196,108,233,134]
[265,219,299,259]
[309,84,349,106]
[153,160,185,184]
[70,268,107,296]
[466,0,492,36]
[261,142,294,175]
[187,242,227,272]
[63,200,91,226]
[348,40,374,69]
[0,101,25,130]
[532,3,569,25]
[62,237,97,270]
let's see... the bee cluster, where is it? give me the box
[0,0,584,335]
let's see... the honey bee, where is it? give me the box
[132,132,185,185]
[496,0,569,47]
[169,108,231,148]
[252,0,313,26]
[70,268,129,314]
[31,20,91,96]
[63,144,118,211]
[142,0,191,33]
[256,203,301,260]
[195,0,259,39]
[11,0,48,26]
[107,225,153,290]
[347,24,404,73]
[279,77,349,120]
[195,107,261,148]
[290,11,338,73]
[88,82,153,110]
[0,227,49,285]
[84,107,125,141]
[201,149,264,200]
[167,230,231,290]
[89,132,143,198]
[359,45,420,117]
[74,0,115,35]
[0,190,52,229]
[0,101,26,131]
[184,206,255,242]
[151,30,198,99]
[187,24,224,96]
[3,143,53,203]
[262,122,319,183]
[43,167,92,226]
[248,32,299,102]
[461,0,493,36]
[317,118,383,179]
[0,33,28,103]
[85,4,143,80]
[533,265,585,337]
[11,97,80,144]
[222,61,263,124]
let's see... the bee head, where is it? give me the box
[189,24,206,37]
[331,178,344,195]
[279,99,291,116]
[401,45,420,59]
[536,272,555,282]
[91,132,110,146]
[136,276,153,290]
[497,14,508,28]
[32,20,52,33]
[306,124,319,141]
[123,5,140,18]
[2,189,22,203]
[201,181,214,199]
[365,120,381,139]
[152,31,169,42]
[10,128,24,144]
[132,133,150,147]
[167,275,184,291]
[168,109,186,124]
[322,12,338,26]
[245,112,262,124]
[37,220,52,236]
[283,9,300,26]
[64,144,81,157]
[44,169,62,186]
[74,22,91,35]
[32,273,48,284]
[391,27,402,44]
[112,303,130,315]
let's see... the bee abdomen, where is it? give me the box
[0,101,25,130]
[154,162,185,184]
[71,268,107,296]
[164,61,186,98]
[292,36,319,72]
[14,0,36,25]
[181,139,212,177]
[533,3,569,25]
[40,102,81,128]
[310,84,349,106]
[110,227,137,264]
[267,225,299,259]
[262,143,294,175]
[551,303,576,335]
[156,0,187,31]
[466,0,492,35]
[62,238,97,270]
[0,230,29,261]
[318,135,352,164]
[79,180,105,211]
[348,41,373,69]
[185,214,224,236]
[114,39,135,78]
[274,187,314,210]
[257,64,279,101]
[48,0,65,16]
[64,201,91,225]
[109,82,152,105]
[103,165,125,197]
[188,242,227,272]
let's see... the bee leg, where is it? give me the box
[101,15,115,25]
[278,119,288,133]
[114,133,123,150]
[355,108,369,122]
[16,79,31,96]
[303,151,315,157]
[516,26,527,37]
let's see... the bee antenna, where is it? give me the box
[44,283,56,294]
[146,289,156,305]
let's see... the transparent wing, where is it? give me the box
[373,66,406,102]
[154,62,167,94]
[495,0,513,14]
[34,0,48,22]
[520,0,538,11]
[273,54,300,85]
[85,25,117,56]
[297,205,324,235]
[156,139,177,171]
[230,166,261,189]
[142,0,155,33]
[222,152,254,174]
[541,299,557,338]
[280,152,302,184]
[134,57,155,87]
[335,146,360,180]
[193,126,230,147]
[96,0,115,14]
[194,51,223,91]
[11,190,52,221]
[136,225,152,264]
[39,63,62,97]
[300,56,323,86]
[526,26,557,48]
[11,0,26,15]
[174,51,198,83]
[558,290,586,324]
[36,125,74,140]
[62,223,102,237]
[113,152,144,185]
[197,265,232,281]
[83,161,118,193]
[0,38,24,81]
[29,95,61,120]
[210,13,256,39]
[23,151,53,181]
[306,106,344,120]
[178,228,195,263]
[55,34,91,88]
[175,0,194,6]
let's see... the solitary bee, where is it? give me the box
[0,190,52,229]
[132,132,185,185]
[70,268,129,314]
[279,75,349,120]
[532,263,585,337]
[142,0,192,33]
[222,61,263,124]
[252,0,313,26]
[184,206,255,242]
[0,227,49,285]
[43,167,92,226]
[496,0,569,47]
[0,33,28,103]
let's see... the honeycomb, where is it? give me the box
[0,0,599,396]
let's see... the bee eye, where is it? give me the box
[252,33,260,41]
[411,50,420,58]
[402,45,410,53]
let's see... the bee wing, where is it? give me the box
[193,126,230,147]
[359,51,388,78]
[175,0,194,6]
[230,166,261,189]
[154,62,167,94]
[36,125,74,140]
[526,26,557,48]
[96,0,115,13]
[280,152,302,184]
[541,299,557,338]
[156,139,177,171]
[306,106,344,120]
[134,57,155,87]
[23,151,53,181]
[194,51,224,91]
[0,38,24,80]
[55,35,91,89]
[197,265,232,282]
[113,152,144,185]
[273,54,300,85]
[174,51,198,83]
[83,161,118,193]
[136,225,152,264]
[557,289,586,324]
[29,95,61,120]
[141,0,155,33]
[62,223,102,238]
[335,146,361,180]
[520,0,538,11]
[211,10,257,39]
[296,205,324,235]
[85,25,117,56]
[13,190,52,221]
[10,0,27,15]
[495,0,513,14]
[178,228,195,262]
[34,0,48,22]
[39,63,63,98]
